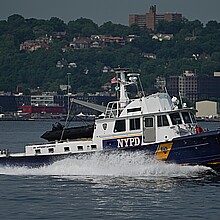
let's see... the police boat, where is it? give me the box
[0,68,220,169]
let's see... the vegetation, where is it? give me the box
[0,14,220,94]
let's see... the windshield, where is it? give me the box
[190,112,196,123]
[169,112,182,125]
[181,112,192,123]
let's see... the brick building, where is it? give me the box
[129,5,182,31]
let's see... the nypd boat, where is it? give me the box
[0,68,220,169]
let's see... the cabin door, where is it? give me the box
[143,116,156,143]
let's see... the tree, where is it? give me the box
[7,14,25,27]
[156,20,184,34]
[67,18,98,36]
[7,14,34,43]
[131,37,160,53]
[204,21,220,34]
[49,17,66,32]
[99,21,130,36]
[128,24,142,36]
[0,21,8,36]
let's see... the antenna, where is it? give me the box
[138,74,145,97]
[127,72,145,97]
[60,72,71,140]
[179,90,183,107]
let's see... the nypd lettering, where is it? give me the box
[102,136,142,149]
[117,137,141,148]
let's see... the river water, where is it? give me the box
[0,121,220,220]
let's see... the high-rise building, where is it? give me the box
[146,5,156,30]
[129,5,182,31]
[198,72,220,100]
[165,71,220,104]
[129,14,147,29]
[166,71,198,103]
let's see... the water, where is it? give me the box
[0,121,220,220]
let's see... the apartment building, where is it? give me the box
[129,5,182,31]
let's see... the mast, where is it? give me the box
[114,68,130,108]
[60,72,71,140]
[67,72,71,118]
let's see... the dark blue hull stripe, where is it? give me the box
[0,130,219,168]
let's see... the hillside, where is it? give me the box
[0,14,220,94]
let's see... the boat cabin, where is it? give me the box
[93,94,197,149]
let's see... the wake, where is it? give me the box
[0,151,212,178]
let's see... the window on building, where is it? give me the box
[130,118,141,130]
[114,119,126,132]
[157,115,169,127]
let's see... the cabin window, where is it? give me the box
[190,112,196,123]
[145,118,153,127]
[91,145,97,150]
[64,147,70,152]
[157,115,169,127]
[127,107,141,113]
[77,146,83,151]
[182,112,191,123]
[48,148,54,153]
[169,113,182,125]
[35,149,41,154]
[114,119,126,132]
[130,118,140,130]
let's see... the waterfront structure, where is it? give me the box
[0,94,18,112]
[166,71,220,104]
[0,91,115,117]
[198,72,220,100]
[31,92,61,106]
[129,5,182,31]
[19,105,65,114]
[179,71,198,103]
[196,100,220,118]
[166,71,197,103]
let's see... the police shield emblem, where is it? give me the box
[102,123,107,130]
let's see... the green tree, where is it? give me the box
[49,17,66,32]
[99,21,130,36]
[156,20,184,34]
[67,18,98,36]
[0,21,8,36]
